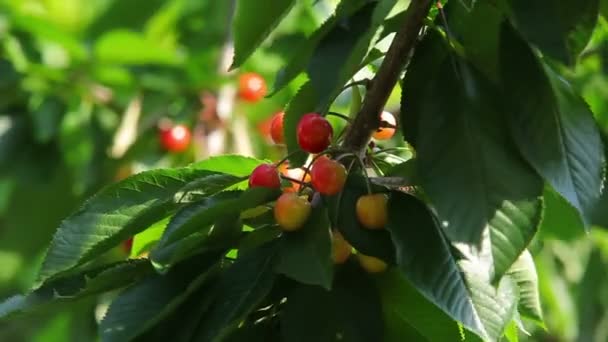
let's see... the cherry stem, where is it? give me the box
[369,158,385,177]
[372,147,410,155]
[326,111,352,122]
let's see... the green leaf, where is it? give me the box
[403,38,543,279]
[151,213,243,272]
[376,270,465,342]
[324,173,396,264]
[271,0,370,93]
[0,260,151,321]
[130,218,169,257]
[387,191,520,341]
[505,250,544,325]
[194,242,278,342]
[281,260,384,342]
[539,187,585,241]
[99,253,220,341]
[156,187,279,246]
[275,203,333,289]
[37,168,240,284]
[307,0,397,107]
[507,0,599,65]
[94,30,180,65]
[500,23,605,227]
[231,0,296,69]
[191,154,266,177]
[503,320,519,342]
[87,0,166,38]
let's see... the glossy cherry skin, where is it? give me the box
[274,193,312,231]
[357,253,388,273]
[372,111,396,140]
[356,194,388,229]
[296,113,333,153]
[270,111,285,144]
[310,156,347,195]
[160,124,192,152]
[239,72,267,102]
[249,164,281,189]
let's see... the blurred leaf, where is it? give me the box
[232,0,296,69]
[11,15,86,60]
[505,250,544,326]
[130,217,169,257]
[94,30,180,65]
[191,154,265,177]
[376,270,465,342]
[37,168,238,284]
[0,260,151,321]
[325,173,396,264]
[194,242,277,341]
[275,205,333,289]
[99,253,220,341]
[507,0,599,65]
[281,260,384,342]
[28,96,65,144]
[59,101,95,194]
[87,0,166,38]
[500,23,605,227]
[403,37,543,279]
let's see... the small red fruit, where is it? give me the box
[357,253,388,273]
[239,72,267,102]
[356,194,388,229]
[332,230,352,264]
[372,111,396,140]
[296,113,333,153]
[249,164,281,189]
[160,124,192,152]
[274,193,312,231]
[270,111,285,144]
[122,237,134,254]
[310,156,347,195]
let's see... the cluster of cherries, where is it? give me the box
[158,72,268,153]
[249,108,397,274]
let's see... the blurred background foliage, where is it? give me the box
[0,0,606,341]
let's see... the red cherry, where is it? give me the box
[160,124,192,152]
[270,111,285,144]
[310,156,347,195]
[274,192,311,231]
[239,72,267,102]
[296,113,333,153]
[249,164,281,189]
[372,111,396,140]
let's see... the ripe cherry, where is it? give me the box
[270,111,285,144]
[310,156,347,195]
[296,113,333,153]
[372,111,396,140]
[160,124,192,152]
[332,230,352,264]
[239,72,267,102]
[249,164,281,189]
[274,192,312,231]
[357,253,388,273]
[356,193,388,229]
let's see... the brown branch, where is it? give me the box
[342,0,433,153]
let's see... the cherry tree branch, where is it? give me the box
[342,0,433,153]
